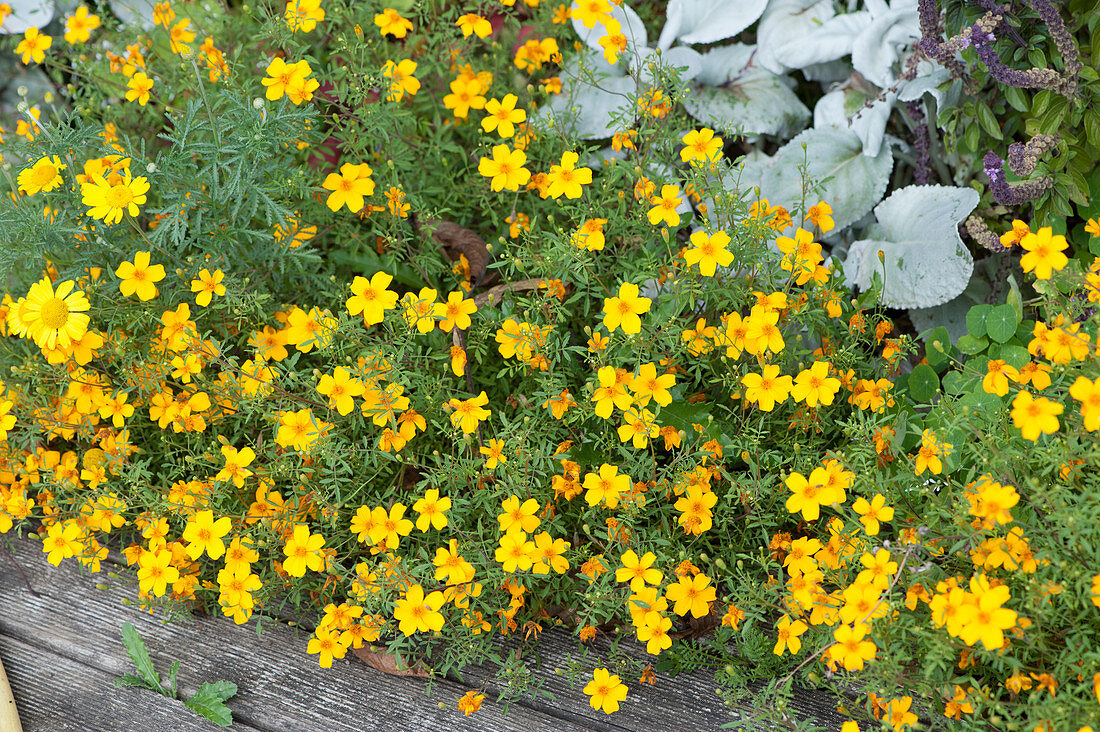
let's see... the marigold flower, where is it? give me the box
[852,494,893,535]
[481,94,526,138]
[584,668,627,714]
[374,8,412,37]
[647,185,683,227]
[545,151,592,199]
[680,128,723,165]
[1000,219,1030,247]
[282,524,326,576]
[666,572,716,618]
[382,58,420,101]
[477,144,531,192]
[190,268,225,306]
[741,364,793,412]
[182,509,232,560]
[346,270,396,324]
[683,230,733,276]
[323,163,376,213]
[115,251,165,301]
[602,281,651,335]
[1019,226,1069,279]
[773,614,808,656]
[790,361,841,407]
[456,13,492,38]
[583,463,630,508]
[1011,390,1062,440]
[285,0,324,32]
[64,7,101,44]
[434,291,477,332]
[16,27,52,64]
[447,391,490,433]
[456,690,485,716]
[137,548,179,597]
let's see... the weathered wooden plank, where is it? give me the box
[1,534,847,731]
[0,633,240,732]
[0,536,593,732]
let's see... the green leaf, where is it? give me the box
[907,364,940,403]
[942,372,977,396]
[120,623,165,695]
[985,304,1019,343]
[956,333,988,355]
[975,102,1002,140]
[966,304,991,338]
[113,674,159,692]
[924,326,953,368]
[988,344,1030,369]
[183,681,238,728]
[1004,85,1028,113]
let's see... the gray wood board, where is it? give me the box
[0,534,846,731]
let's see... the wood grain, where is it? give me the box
[0,535,846,731]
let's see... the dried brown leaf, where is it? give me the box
[351,646,432,678]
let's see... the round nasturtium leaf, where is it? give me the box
[907,363,940,404]
[965,304,991,338]
[985,304,1019,344]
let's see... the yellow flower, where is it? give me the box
[115,251,166,301]
[443,77,487,119]
[582,463,630,508]
[545,150,592,199]
[16,27,52,64]
[665,572,716,617]
[18,155,66,195]
[647,184,682,227]
[262,58,312,101]
[615,550,662,591]
[137,548,179,597]
[412,488,451,531]
[456,691,485,716]
[182,509,232,560]
[680,128,723,165]
[1011,390,1062,440]
[190,268,225,306]
[481,94,526,138]
[215,445,255,488]
[999,219,1030,248]
[1019,227,1069,279]
[852,494,893,535]
[285,0,324,32]
[168,18,196,54]
[125,73,155,106]
[583,668,628,714]
[382,58,420,101]
[81,169,150,224]
[282,524,326,576]
[346,271,396,325]
[790,361,841,407]
[741,364,793,412]
[323,163,376,213]
[64,7,101,44]
[807,201,834,232]
[480,438,508,469]
[375,8,413,37]
[456,13,492,38]
[572,218,606,251]
[601,281,651,335]
[773,614,808,656]
[434,291,477,332]
[683,230,733,276]
[21,277,91,351]
[306,627,346,668]
[447,391,491,433]
[316,366,365,416]
[477,144,531,192]
[497,495,540,534]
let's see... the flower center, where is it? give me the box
[39,297,70,329]
[105,184,135,209]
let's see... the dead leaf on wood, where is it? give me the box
[472,278,557,308]
[671,608,721,640]
[425,218,489,284]
[351,646,432,677]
